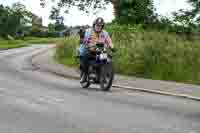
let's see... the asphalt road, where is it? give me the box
[0,45,200,133]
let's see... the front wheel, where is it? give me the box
[100,63,114,91]
[80,70,90,88]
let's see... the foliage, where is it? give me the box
[49,7,65,31]
[187,0,200,23]
[54,37,79,67]
[48,23,56,32]
[116,0,156,24]
[0,3,32,38]
[31,25,42,33]
[172,0,200,33]
[55,24,200,85]
[42,0,156,24]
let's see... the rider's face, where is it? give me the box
[95,24,103,32]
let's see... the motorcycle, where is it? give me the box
[79,43,115,91]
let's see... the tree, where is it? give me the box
[48,23,56,32]
[188,0,200,23]
[49,8,65,31]
[55,18,65,31]
[41,0,156,24]
[173,0,200,25]
[116,0,156,24]
[0,3,32,38]
[49,7,60,21]
[171,0,200,34]
[0,5,10,37]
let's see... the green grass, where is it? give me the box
[23,37,62,44]
[0,44,27,49]
[0,40,27,49]
[0,37,63,49]
[54,37,79,67]
[55,25,200,85]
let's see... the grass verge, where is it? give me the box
[0,37,63,49]
[23,37,62,44]
[55,25,200,85]
[0,40,27,49]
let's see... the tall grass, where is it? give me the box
[55,24,200,85]
[54,36,79,67]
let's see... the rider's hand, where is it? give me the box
[111,47,117,52]
[89,47,96,52]
[109,44,114,49]
[85,44,92,49]
[96,41,104,44]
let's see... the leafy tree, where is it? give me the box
[173,0,200,25]
[31,24,42,33]
[41,0,156,24]
[0,3,32,38]
[0,5,10,37]
[188,0,200,23]
[49,7,60,21]
[171,0,200,34]
[49,8,65,31]
[116,0,156,24]
[48,23,56,32]
[55,21,65,31]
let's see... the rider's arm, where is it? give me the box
[83,29,92,47]
[105,32,114,49]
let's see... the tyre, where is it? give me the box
[100,63,114,91]
[80,70,90,88]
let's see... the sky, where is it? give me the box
[0,0,192,26]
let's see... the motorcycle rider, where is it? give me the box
[79,17,114,83]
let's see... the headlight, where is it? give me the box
[100,53,108,60]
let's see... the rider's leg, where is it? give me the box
[79,44,89,72]
[80,55,88,73]
[79,44,89,83]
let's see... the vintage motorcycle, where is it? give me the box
[79,43,115,91]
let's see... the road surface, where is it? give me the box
[0,45,199,133]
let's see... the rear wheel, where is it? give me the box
[100,63,114,91]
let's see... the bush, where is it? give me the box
[55,36,79,67]
[55,24,200,85]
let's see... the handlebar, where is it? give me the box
[85,44,115,50]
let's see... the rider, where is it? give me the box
[79,17,114,83]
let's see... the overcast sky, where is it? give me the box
[0,0,191,26]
